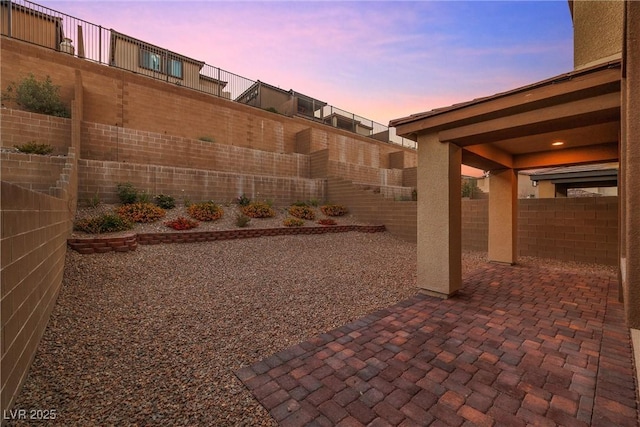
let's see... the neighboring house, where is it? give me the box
[522,163,618,198]
[322,112,373,137]
[109,31,230,98]
[0,0,63,50]
[235,80,326,118]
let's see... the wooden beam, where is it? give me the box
[437,92,620,146]
[513,143,619,170]
[462,145,513,170]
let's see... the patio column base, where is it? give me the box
[419,289,459,299]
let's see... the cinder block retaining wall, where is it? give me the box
[77,159,327,205]
[462,198,618,265]
[0,182,73,413]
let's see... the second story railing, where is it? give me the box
[1,0,416,149]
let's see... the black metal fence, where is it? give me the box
[1,0,416,149]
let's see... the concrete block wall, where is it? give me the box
[1,38,417,190]
[0,182,73,414]
[327,177,417,242]
[462,199,489,252]
[0,152,67,193]
[461,197,618,265]
[77,159,326,205]
[0,109,71,155]
[518,197,618,265]
[403,167,417,188]
[81,122,310,178]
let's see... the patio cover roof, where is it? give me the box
[390,61,621,172]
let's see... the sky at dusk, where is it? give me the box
[38,0,574,126]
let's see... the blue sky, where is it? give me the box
[39,1,574,125]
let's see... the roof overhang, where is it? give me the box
[391,61,622,172]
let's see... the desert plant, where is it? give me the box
[187,201,224,221]
[308,198,320,207]
[116,182,139,205]
[291,201,308,207]
[138,191,152,204]
[3,74,70,117]
[14,141,54,155]
[235,213,251,228]
[73,214,133,234]
[241,201,275,218]
[288,205,315,220]
[154,194,176,209]
[86,191,101,208]
[317,218,337,226]
[320,204,348,216]
[165,216,199,230]
[283,217,304,227]
[198,136,215,142]
[236,194,251,207]
[116,203,166,223]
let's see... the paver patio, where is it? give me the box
[237,262,639,426]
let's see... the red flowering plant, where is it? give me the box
[165,216,199,230]
[317,218,337,226]
[116,203,166,223]
[320,204,348,216]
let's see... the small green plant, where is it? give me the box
[198,136,215,142]
[241,201,275,218]
[154,194,176,209]
[235,213,251,228]
[86,191,101,208]
[317,218,337,226]
[116,182,138,205]
[165,216,199,230]
[236,194,251,206]
[308,198,320,207]
[3,74,70,117]
[116,203,166,223]
[264,107,279,114]
[283,217,304,227]
[138,191,152,204]
[14,142,54,155]
[73,214,133,234]
[320,204,348,217]
[188,201,224,221]
[288,205,315,220]
[411,188,417,201]
[291,201,308,207]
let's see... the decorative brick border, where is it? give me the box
[67,234,138,254]
[68,225,385,254]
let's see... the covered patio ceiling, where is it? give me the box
[391,61,621,172]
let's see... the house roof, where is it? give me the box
[391,60,622,172]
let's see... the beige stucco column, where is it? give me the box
[417,133,462,297]
[488,168,518,264]
[622,1,640,328]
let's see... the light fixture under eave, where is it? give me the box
[552,141,565,146]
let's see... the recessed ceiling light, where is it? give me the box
[552,141,564,146]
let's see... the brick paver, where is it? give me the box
[237,263,639,426]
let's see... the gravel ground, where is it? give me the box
[8,223,616,426]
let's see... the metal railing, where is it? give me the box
[1,0,416,149]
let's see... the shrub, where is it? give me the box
[288,205,315,220]
[241,201,275,218]
[320,204,348,216]
[188,201,224,221]
[116,182,138,205]
[73,214,133,234]
[236,194,251,206]
[86,191,100,208]
[317,218,337,226]
[308,198,320,207]
[14,142,54,155]
[154,194,176,209]
[3,74,70,117]
[291,201,308,207]
[198,136,215,142]
[116,203,166,223]
[235,213,251,228]
[165,216,199,230]
[283,217,304,227]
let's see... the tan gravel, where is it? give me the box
[8,218,616,425]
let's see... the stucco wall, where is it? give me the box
[573,0,624,69]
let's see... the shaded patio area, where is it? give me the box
[237,262,639,426]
